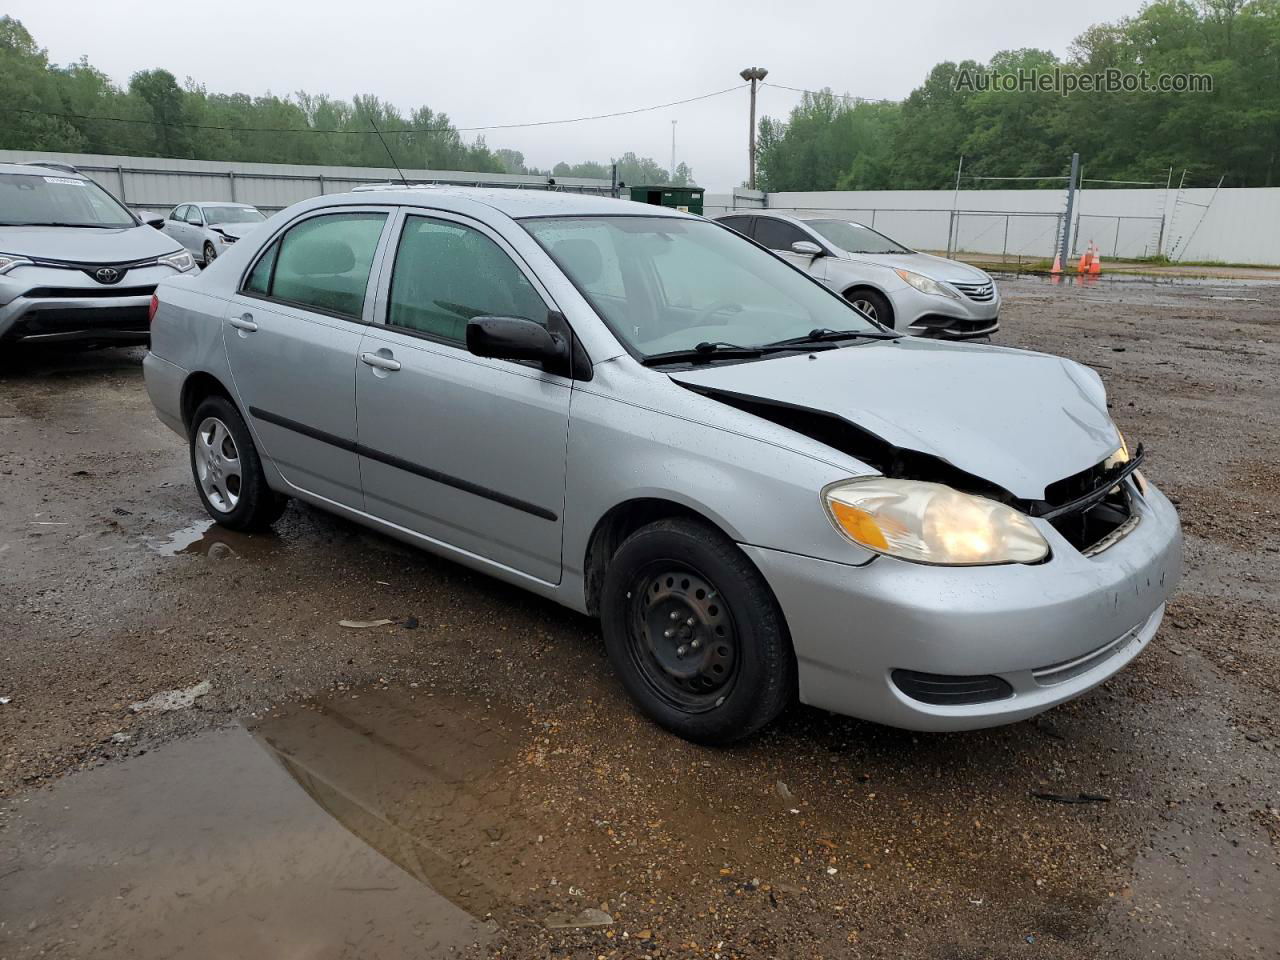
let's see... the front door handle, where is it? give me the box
[360,351,401,372]
[229,314,258,332]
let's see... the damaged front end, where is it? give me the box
[682,384,1144,559]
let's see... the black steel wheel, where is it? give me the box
[601,518,796,744]
[626,564,740,713]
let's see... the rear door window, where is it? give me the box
[752,218,809,252]
[718,216,754,236]
[264,212,387,320]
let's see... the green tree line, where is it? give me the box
[0,16,691,184]
[758,0,1280,191]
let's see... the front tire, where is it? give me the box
[203,242,217,266]
[845,287,894,329]
[600,519,796,744]
[189,395,286,531]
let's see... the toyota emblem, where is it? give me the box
[95,267,120,284]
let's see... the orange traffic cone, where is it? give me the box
[1077,245,1092,274]
[1051,254,1063,275]
[1089,243,1102,275]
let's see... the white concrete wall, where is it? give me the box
[0,149,615,215]
[720,186,1280,265]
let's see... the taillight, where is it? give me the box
[148,294,159,325]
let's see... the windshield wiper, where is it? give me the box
[641,340,836,367]
[767,327,899,347]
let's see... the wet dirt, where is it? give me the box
[1,277,1279,958]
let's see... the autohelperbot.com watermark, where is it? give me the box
[954,67,1213,95]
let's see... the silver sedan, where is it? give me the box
[162,202,266,266]
[716,212,1000,339]
[143,187,1181,744]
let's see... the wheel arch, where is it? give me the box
[180,370,237,436]
[583,497,740,617]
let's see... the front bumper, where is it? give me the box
[744,480,1182,731]
[0,263,179,344]
[895,284,1000,340]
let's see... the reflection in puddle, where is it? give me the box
[148,520,280,559]
[0,692,518,958]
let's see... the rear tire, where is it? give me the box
[189,395,286,531]
[600,518,795,744]
[845,287,894,329]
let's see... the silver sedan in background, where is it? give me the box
[163,201,266,266]
[716,211,1000,339]
[143,187,1180,744]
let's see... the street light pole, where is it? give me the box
[670,119,677,184]
[740,66,768,190]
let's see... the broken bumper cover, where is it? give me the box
[743,481,1182,732]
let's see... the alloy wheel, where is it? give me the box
[194,416,241,513]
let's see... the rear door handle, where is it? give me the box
[360,351,401,372]
[229,315,258,332]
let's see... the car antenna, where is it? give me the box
[368,115,411,187]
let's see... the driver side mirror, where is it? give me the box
[791,240,824,258]
[466,316,568,369]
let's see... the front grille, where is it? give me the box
[951,280,995,302]
[1047,484,1135,555]
[25,286,155,300]
[891,669,1014,705]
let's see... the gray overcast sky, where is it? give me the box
[11,0,1148,190]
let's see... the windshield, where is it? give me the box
[204,206,265,225]
[806,219,911,255]
[0,173,136,228]
[522,216,879,360]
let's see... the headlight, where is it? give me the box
[895,268,960,300]
[158,250,195,272]
[823,477,1049,565]
[0,254,33,275]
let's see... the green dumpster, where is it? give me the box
[628,185,704,216]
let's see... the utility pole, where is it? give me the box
[946,155,964,259]
[740,66,768,190]
[670,120,677,184]
[1058,152,1080,270]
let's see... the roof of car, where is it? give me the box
[322,185,691,220]
[0,162,87,178]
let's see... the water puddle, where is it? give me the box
[991,270,1280,289]
[148,519,281,559]
[0,689,601,958]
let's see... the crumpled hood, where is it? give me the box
[0,224,182,264]
[670,337,1121,499]
[846,251,990,284]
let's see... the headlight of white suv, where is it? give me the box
[0,254,33,275]
[158,250,195,272]
[895,268,960,300]
[823,477,1049,565]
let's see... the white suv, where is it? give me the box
[0,162,197,349]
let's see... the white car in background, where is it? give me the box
[716,212,999,340]
[163,202,266,266]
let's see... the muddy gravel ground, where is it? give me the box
[1,275,1278,959]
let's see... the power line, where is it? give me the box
[761,81,898,106]
[9,84,747,137]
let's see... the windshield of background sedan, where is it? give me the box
[0,173,136,228]
[806,219,911,255]
[204,206,266,225]
[522,216,880,360]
